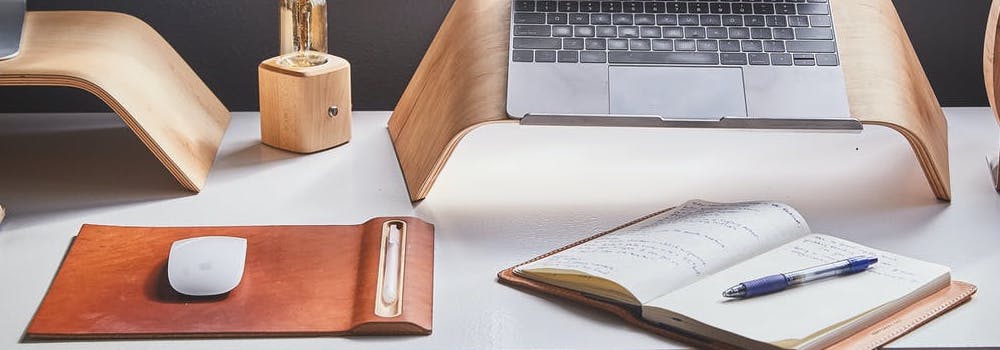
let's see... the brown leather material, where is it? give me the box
[27,218,434,339]
[498,212,976,350]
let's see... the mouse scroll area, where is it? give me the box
[167,236,247,297]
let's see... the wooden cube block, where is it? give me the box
[259,54,352,153]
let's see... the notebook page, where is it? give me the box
[645,234,951,349]
[517,200,811,304]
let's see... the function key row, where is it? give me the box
[512,50,838,66]
[514,25,835,42]
[514,1,830,15]
[514,13,832,27]
[513,37,837,54]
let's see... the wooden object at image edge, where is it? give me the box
[0,11,230,192]
[985,0,1000,191]
[388,0,951,202]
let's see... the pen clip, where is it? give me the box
[375,220,406,318]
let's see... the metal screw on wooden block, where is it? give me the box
[328,106,339,118]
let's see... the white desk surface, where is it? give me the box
[0,108,998,349]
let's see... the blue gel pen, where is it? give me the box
[722,256,879,298]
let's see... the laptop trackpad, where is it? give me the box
[609,66,747,119]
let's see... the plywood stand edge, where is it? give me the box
[389,0,951,201]
[0,11,231,192]
[985,0,1000,191]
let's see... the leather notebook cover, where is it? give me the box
[28,217,434,339]
[497,212,976,350]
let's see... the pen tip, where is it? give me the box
[723,284,746,298]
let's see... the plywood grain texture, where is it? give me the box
[0,11,230,192]
[388,0,952,202]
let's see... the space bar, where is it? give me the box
[608,52,720,65]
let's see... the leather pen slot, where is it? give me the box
[374,220,406,318]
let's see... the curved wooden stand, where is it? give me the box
[389,0,951,202]
[0,11,230,192]
[985,0,1000,191]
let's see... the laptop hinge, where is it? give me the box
[520,114,863,132]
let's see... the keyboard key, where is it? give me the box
[623,2,643,13]
[775,4,796,15]
[675,39,696,51]
[666,2,688,14]
[711,3,732,14]
[707,27,729,39]
[721,53,748,65]
[558,50,579,63]
[552,25,573,37]
[745,16,766,27]
[580,51,607,63]
[548,13,568,24]
[816,53,840,66]
[732,3,752,14]
[585,38,607,50]
[798,4,830,15]
[752,3,775,14]
[635,14,656,25]
[515,1,535,12]
[514,13,546,24]
[771,53,793,66]
[514,25,552,37]
[563,38,585,50]
[591,13,612,25]
[766,15,787,27]
[575,25,596,37]
[640,26,662,38]
[580,1,601,13]
[719,40,742,52]
[512,50,533,62]
[608,38,629,50]
[645,2,666,14]
[795,28,833,40]
[569,13,590,24]
[722,15,744,26]
[700,15,722,26]
[773,28,795,40]
[679,15,700,26]
[786,40,836,53]
[652,39,674,51]
[749,52,770,65]
[657,14,679,25]
[794,57,817,66]
[685,27,707,39]
[689,3,710,14]
[741,40,763,52]
[535,50,557,62]
[697,40,719,51]
[597,26,617,37]
[729,27,751,39]
[751,28,772,39]
[630,39,651,50]
[513,37,562,49]
[809,15,833,27]
[619,26,640,38]
[601,1,623,13]
[613,14,633,25]
[608,51,721,64]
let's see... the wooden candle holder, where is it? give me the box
[985,0,1000,191]
[388,0,951,202]
[0,11,230,192]
[258,54,352,153]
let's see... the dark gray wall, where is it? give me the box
[0,0,991,112]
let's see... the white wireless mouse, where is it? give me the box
[167,236,247,296]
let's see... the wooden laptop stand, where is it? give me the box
[986,0,1000,191]
[0,11,230,192]
[388,0,951,202]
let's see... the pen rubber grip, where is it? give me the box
[743,274,789,297]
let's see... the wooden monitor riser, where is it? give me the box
[985,0,1000,191]
[389,0,951,202]
[0,11,230,193]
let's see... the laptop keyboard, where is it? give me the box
[511,0,839,66]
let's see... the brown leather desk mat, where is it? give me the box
[498,210,976,349]
[28,217,434,339]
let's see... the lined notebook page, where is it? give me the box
[645,234,951,349]
[517,200,811,304]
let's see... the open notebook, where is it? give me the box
[502,200,975,350]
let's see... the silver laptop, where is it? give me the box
[0,0,25,61]
[506,0,860,130]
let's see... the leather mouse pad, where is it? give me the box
[27,218,434,339]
